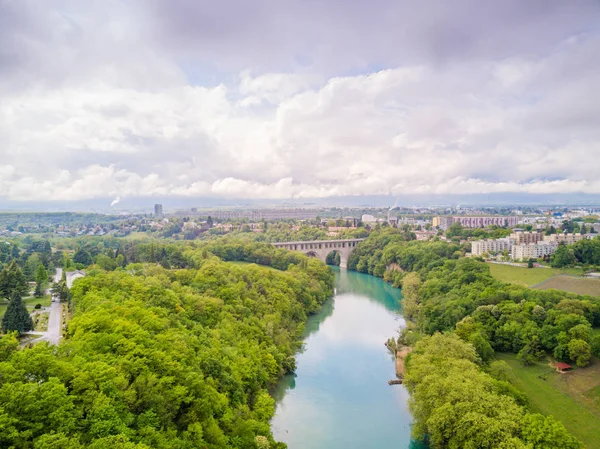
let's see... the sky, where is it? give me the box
[1,0,600,207]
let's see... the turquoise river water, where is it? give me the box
[271,267,424,448]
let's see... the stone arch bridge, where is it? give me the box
[272,238,365,268]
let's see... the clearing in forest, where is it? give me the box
[486,263,582,286]
[497,353,600,449]
[533,275,600,297]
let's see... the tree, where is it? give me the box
[2,291,34,334]
[401,272,421,320]
[550,244,576,268]
[72,249,93,266]
[592,335,600,358]
[521,413,583,449]
[568,339,591,367]
[527,258,534,268]
[0,261,29,298]
[34,264,49,297]
[95,254,117,271]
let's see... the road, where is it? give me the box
[45,301,62,345]
[26,268,63,345]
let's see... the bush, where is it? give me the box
[34,303,42,309]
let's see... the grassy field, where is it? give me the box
[487,263,583,286]
[0,294,52,319]
[497,353,600,448]
[534,276,600,297]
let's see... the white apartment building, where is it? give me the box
[471,238,513,256]
[512,242,558,260]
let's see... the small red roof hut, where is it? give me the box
[555,362,572,373]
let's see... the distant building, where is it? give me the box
[471,238,513,256]
[154,204,163,217]
[433,215,518,230]
[510,231,544,244]
[200,209,318,221]
[432,216,454,230]
[512,242,558,260]
[66,270,86,289]
[413,231,436,241]
[453,216,519,228]
[543,233,585,245]
[361,214,376,223]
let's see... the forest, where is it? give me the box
[351,229,599,447]
[0,242,333,448]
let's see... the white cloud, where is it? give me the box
[1,1,599,202]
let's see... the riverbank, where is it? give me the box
[396,346,412,377]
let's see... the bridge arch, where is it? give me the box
[272,238,365,269]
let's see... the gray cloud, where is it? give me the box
[146,0,599,72]
[0,0,599,201]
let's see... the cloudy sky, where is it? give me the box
[1,0,599,204]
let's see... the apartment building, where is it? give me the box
[453,216,519,228]
[512,242,558,260]
[200,209,319,221]
[543,233,585,245]
[510,231,544,244]
[471,238,513,256]
[432,216,454,230]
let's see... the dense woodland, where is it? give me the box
[351,229,599,447]
[2,225,599,447]
[0,242,333,448]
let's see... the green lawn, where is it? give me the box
[487,263,584,286]
[497,353,600,448]
[0,294,52,319]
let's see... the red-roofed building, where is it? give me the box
[555,362,572,373]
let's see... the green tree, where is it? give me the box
[401,272,421,320]
[34,264,49,298]
[0,261,29,298]
[95,254,117,271]
[568,339,591,367]
[521,413,583,449]
[1,291,34,334]
[550,244,577,268]
[72,249,93,266]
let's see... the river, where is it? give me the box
[271,267,423,449]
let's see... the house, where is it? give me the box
[555,362,572,374]
[66,270,86,288]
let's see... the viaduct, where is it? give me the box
[272,238,365,268]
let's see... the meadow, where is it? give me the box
[534,276,600,297]
[497,353,600,449]
[487,263,583,286]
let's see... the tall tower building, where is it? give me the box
[154,204,163,217]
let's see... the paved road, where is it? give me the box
[25,268,63,345]
[46,301,61,345]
